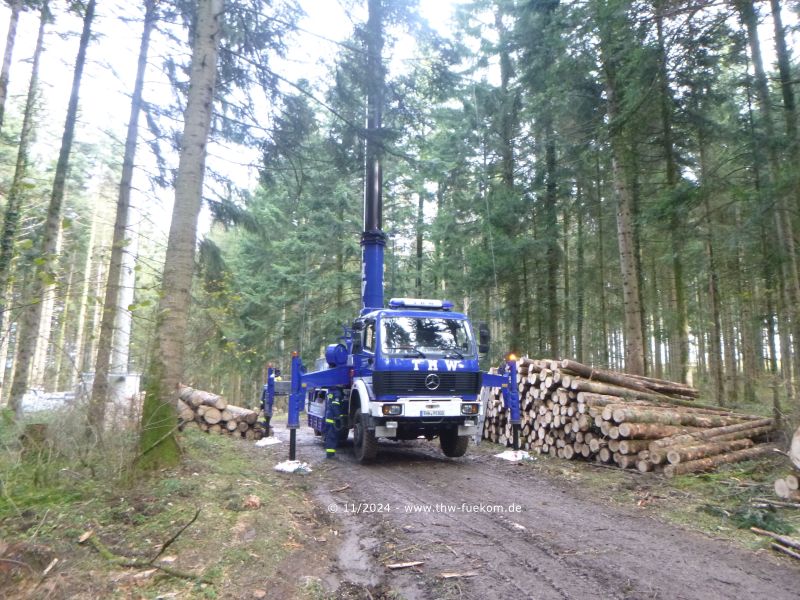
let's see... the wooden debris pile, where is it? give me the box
[483,358,776,476]
[773,424,800,502]
[177,386,267,440]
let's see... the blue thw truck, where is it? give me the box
[262,0,521,462]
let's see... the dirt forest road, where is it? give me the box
[272,424,800,600]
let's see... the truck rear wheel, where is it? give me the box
[352,408,377,463]
[440,429,469,457]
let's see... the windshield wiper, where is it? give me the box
[444,349,464,359]
[387,346,426,358]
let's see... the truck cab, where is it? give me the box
[302,298,488,461]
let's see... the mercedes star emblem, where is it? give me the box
[425,373,440,391]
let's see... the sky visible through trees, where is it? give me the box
[0,0,799,433]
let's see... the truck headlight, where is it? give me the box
[461,403,479,415]
[382,404,402,416]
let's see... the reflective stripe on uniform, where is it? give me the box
[325,418,335,423]
[332,401,341,405]
[326,448,336,453]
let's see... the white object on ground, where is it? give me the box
[255,437,282,447]
[274,460,312,474]
[494,450,531,462]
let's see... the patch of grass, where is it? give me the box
[1,423,324,599]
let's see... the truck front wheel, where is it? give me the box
[352,407,377,463]
[440,429,469,458]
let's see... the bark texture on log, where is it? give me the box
[663,444,776,478]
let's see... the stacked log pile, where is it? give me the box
[177,386,266,440]
[483,358,776,476]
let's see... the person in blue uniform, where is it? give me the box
[324,389,344,458]
[259,368,280,436]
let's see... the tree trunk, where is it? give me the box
[596,156,609,368]
[138,0,223,470]
[599,24,645,375]
[90,0,156,433]
[0,3,46,405]
[415,190,423,297]
[544,118,559,358]
[629,146,648,375]
[769,0,797,156]
[611,147,645,376]
[562,202,571,358]
[575,185,585,363]
[31,225,64,390]
[656,6,688,383]
[769,0,800,390]
[10,0,96,413]
[495,5,521,353]
[0,280,13,402]
[735,207,758,404]
[53,252,78,390]
[71,200,101,389]
[0,0,21,132]
[737,0,800,398]
[700,143,725,406]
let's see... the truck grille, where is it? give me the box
[373,371,480,397]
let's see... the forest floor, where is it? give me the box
[2,417,800,599]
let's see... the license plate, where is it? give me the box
[421,410,445,416]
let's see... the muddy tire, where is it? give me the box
[440,429,469,457]
[352,408,377,463]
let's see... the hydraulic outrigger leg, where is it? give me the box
[482,357,521,451]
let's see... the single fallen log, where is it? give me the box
[177,399,195,422]
[617,439,652,455]
[648,419,774,451]
[618,422,701,440]
[224,404,259,425]
[623,373,700,398]
[560,359,669,397]
[663,444,777,478]
[772,543,800,561]
[751,527,800,552]
[570,379,673,404]
[666,438,754,465]
[611,406,742,428]
[202,407,222,425]
[180,387,226,411]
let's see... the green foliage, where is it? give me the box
[699,504,794,535]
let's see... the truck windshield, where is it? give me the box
[381,317,475,358]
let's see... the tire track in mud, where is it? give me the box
[310,436,800,600]
[341,450,621,600]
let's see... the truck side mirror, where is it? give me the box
[478,322,490,354]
